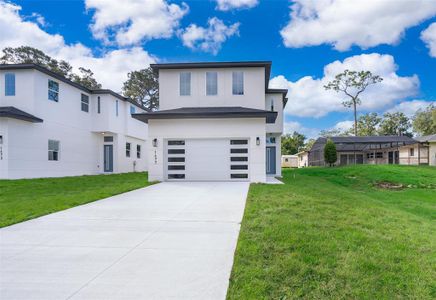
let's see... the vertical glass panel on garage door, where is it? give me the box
[230,139,249,180]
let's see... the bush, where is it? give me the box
[324,139,337,166]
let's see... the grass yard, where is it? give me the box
[0,172,152,227]
[228,165,436,299]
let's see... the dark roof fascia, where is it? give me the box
[0,106,43,123]
[151,61,272,90]
[0,64,147,111]
[132,107,277,124]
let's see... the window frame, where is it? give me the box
[48,79,59,102]
[5,73,15,96]
[81,94,89,112]
[48,139,60,161]
[179,72,191,96]
[126,142,131,157]
[97,96,101,114]
[206,71,218,96]
[232,71,244,95]
[137,144,141,159]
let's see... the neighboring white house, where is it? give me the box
[296,151,308,168]
[0,64,148,179]
[133,61,287,183]
[281,155,298,168]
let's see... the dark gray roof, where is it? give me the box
[415,134,436,142]
[0,64,146,110]
[310,136,417,152]
[150,61,272,90]
[0,106,43,123]
[132,106,277,124]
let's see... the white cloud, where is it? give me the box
[85,0,188,46]
[284,121,319,139]
[0,1,156,91]
[386,99,435,117]
[216,0,258,11]
[269,53,419,118]
[334,120,354,132]
[280,0,436,51]
[421,22,436,57]
[180,17,239,55]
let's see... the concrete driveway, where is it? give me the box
[0,182,249,300]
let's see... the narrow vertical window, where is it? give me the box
[126,142,131,157]
[81,94,89,112]
[97,96,101,114]
[410,148,414,156]
[130,105,135,114]
[5,73,15,96]
[270,99,274,111]
[116,100,119,116]
[206,72,217,95]
[137,145,141,159]
[48,80,59,102]
[232,71,244,95]
[180,72,191,96]
[48,140,60,161]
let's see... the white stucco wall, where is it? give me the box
[0,69,148,179]
[399,144,429,165]
[265,93,284,134]
[158,67,266,110]
[147,118,266,183]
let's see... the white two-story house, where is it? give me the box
[133,61,286,183]
[0,64,148,179]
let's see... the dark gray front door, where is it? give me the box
[266,146,276,175]
[104,145,113,172]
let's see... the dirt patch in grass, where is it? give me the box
[375,181,404,190]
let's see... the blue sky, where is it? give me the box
[2,0,436,137]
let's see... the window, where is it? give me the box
[270,100,274,111]
[231,157,248,162]
[232,71,244,95]
[137,145,141,159]
[81,94,89,112]
[48,80,59,102]
[230,140,248,145]
[168,149,185,154]
[168,157,185,162]
[48,140,60,161]
[5,73,15,96]
[206,72,217,95]
[168,174,185,179]
[376,152,383,158]
[168,165,185,170]
[285,158,289,162]
[116,100,119,116]
[130,105,136,114]
[168,140,185,146]
[97,96,101,114]
[231,148,248,154]
[0,135,3,144]
[231,174,248,179]
[180,72,191,96]
[367,153,374,159]
[410,148,414,156]
[126,142,131,157]
[104,136,113,142]
[231,165,248,170]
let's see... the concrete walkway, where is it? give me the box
[0,182,249,300]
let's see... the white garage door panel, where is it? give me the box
[186,139,230,181]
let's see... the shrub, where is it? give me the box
[324,139,337,166]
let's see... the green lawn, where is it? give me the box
[0,172,152,227]
[228,165,436,299]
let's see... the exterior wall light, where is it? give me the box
[152,138,158,147]
[256,137,260,146]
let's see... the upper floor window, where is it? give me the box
[232,71,244,95]
[126,142,131,157]
[5,73,15,96]
[48,139,60,161]
[206,72,217,96]
[137,145,141,159]
[48,80,59,102]
[116,100,119,117]
[81,94,89,112]
[270,99,274,111]
[130,105,136,114]
[97,96,101,114]
[180,72,191,96]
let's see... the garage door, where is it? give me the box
[165,139,249,181]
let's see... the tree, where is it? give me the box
[378,112,412,136]
[356,112,381,136]
[1,46,101,89]
[324,139,337,166]
[319,128,347,138]
[281,131,306,155]
[303,138,316,151]
[412,104,436,136]
[324,70,383,136]
[122,68,159,111]
[69,67,102,89]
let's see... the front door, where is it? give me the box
[266,146,276,175]
[104,145,113,172]
[388,151,399,164]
